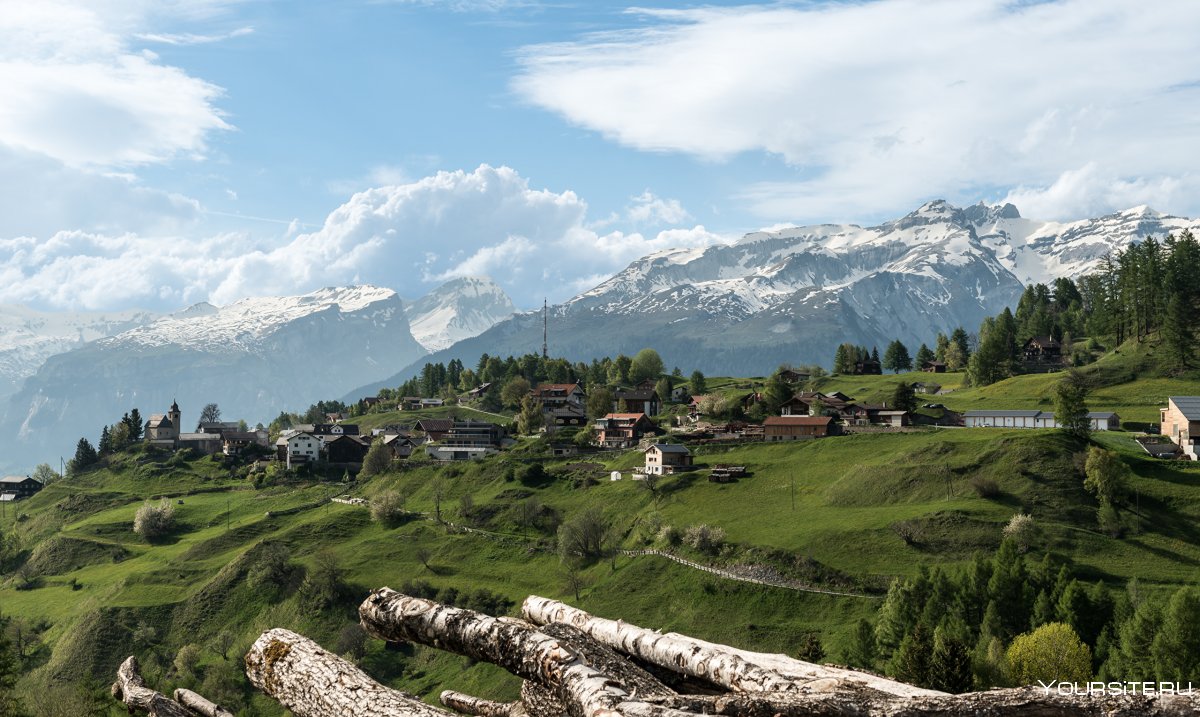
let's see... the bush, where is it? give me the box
[657,524,682,547]
[970,476,1001,498]
[1002,513,1037,553]
[370,490,407,526]
[683,524,725,554]
[133,499,176,539]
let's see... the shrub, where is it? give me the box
[970,476,1001,498]
[370,490,407,526]
[1002,513,1037,553]
[892,519,923,546]
[133,499,176,539]
[657,524,682,547]
[683,524,726,554]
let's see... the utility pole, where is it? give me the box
[542,298,548,359]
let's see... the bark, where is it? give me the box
[359,589,688,717]
[521,680,568,717]
[173,689,234,717]
[110,656,197,717]
[441,690,529,717]
[522,596,941,699]
[244,627,454,717]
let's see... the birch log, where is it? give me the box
[244,627,454,717]
[359,589,689,717]
[173,689,234,717]
[110,657,197,717]
[522,596,941,698]
[441,690,529,717]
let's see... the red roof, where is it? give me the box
[604,413,650,420]
[764,416,833,426]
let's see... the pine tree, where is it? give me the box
[833,343,850,374]
[69,437,98,475]
[98,425,113,456]
[891,382,917,413]
[1053,370,1090,440]
[689,370,707,396]
[882,340,913,373]
[934,332,950,362]
[891,622,933,687]
[763,372,792,414]
[127,408,143,439]
[845,618,877,669]
[950,327,971,361]
[915,343,935,368]
[1150,587,1200,681]
[928,629,973,693]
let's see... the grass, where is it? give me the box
[2,342,1199,711]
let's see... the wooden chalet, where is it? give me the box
[853,359,882,375]
[613,389,661,417]
[920,360,947,373]
[643,443,694,475]
[763,416,837,440]
[1022,336,1062,363]
[0,475,43,500]
[594,413,656,449]
[778,368,811,383]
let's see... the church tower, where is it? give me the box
[168,400,181,441]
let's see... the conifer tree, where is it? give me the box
[882,340,913,373]
[915,343,935,368]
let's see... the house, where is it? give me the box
[643,444,694,475]
[420,398,444,408]
[415,419,454,442]
[533,382,588,425]
[197,421,239,434]
[326,434,371,463]
[688,395,710,415]
[781,392,850,417]
[467,382,493,399]
[399,397,424,411]
[550,443,579,457]
[920,361,947,373]
[381,433,416,459]
[324,412,346,423]
[176,433,223,455]
[594,413,656,449]
[282,432,320,468]
[310,423,361,438]
[964,410,1120,431]
[613,389,661,417]
[0,475,43,500]
[875,410,910,428]
[779,394,815,416]
[1023,336,1062,363]
[358,396,383,411]
[913,382,942,395]
[222,430,267,456]
[739,392,764,411]
[1161,396,1200,460]
[853,359,882,375]
[426,420,507,461]
[636,378,658,391]
[778,368,811,383]
[671,385,691,403]
[763,416,837,440]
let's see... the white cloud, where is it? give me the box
[0,165,726,311]
[514,0,1200,221]
[0,0,232,168]
[626,191,690,226]
[135,26,253,45]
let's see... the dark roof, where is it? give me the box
[764,416,833,426]
[416,419,454,432]
[1170,396,1200,422]
[615,390,658,401]
[222,431,260,442]
[1088,412,1119,419]
[646,443,691,454]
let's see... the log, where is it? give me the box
[244,627,455,717]
[359,589,689,717]
[522,596,941,698]
[110,656,197,717]
[521,680,568,717]
[173,689,234,717]
[441,690,529,717]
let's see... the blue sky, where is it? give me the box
[1,0,1198,311]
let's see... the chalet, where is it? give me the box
[326,434,372,463]
[400,397,424,411]
[222,431,266,456]
[875,410,910,428]
[778,368,811,383]
[594,413,656,449]
[381,433,416,459]
[0,475,43,500]
[415,419,454,442]
[1023,336,1062,363]
[467,382,493,399]
[739,392,765,411]
[913,382,942,395]
[533,382,588,425]
[420,398,445,408]
[613,389,661,417]
[636,379,658,391]
[324,412,346,423]
[920,361,947,373]
[670,385,691,403]
[643,444,694,475]
[781,392,852,417]
[426,420,507,461]
[853,359,882,375]
[283,432,320,468]
[197,421,239,434]
[964,410,1120,431]
[358,396,383,411]
[1161,396,1200,460]
[310,423,360,438]
[176,433,223,455]
[550,443,580,457]
[779,394,814,416]
[763,416,837,440]
[688,395,710,415]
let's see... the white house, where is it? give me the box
[285,432,320,468]
[964,410,1120,431]
[643,443,694,475]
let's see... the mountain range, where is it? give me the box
[2,200,1198,471]
[347,201,1200,398]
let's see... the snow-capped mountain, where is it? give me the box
[1,285,428,469]
[0,306,159,400]
[404,277,516,352]
[351,200,1198,396]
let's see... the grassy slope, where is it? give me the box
[3,342,1200,711]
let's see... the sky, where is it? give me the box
[1,0,1198,312]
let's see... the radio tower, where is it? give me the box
[541,298,548,358]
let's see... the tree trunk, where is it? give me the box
[110,657,198,717]
[173,689,235,717]
[359,589,687,717]
[244,627,454,717]
[521,596,941,697]
[441,690,529,717]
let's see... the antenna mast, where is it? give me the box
[542,298,548,359]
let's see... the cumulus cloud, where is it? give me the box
[0,0,232,168]
[626,191,690,226]
[0,165,728,311]
[514,0,1200,221]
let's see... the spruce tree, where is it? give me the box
[689,370,707,396]
[882,339,913,373]
[833,343,850,374]
[1150,587,1200,681]
[915,343,935,367]
[845,618,877,669]
[891,382,917,413]
[892,622,933,687]
[1053,370,1090,440]
[929,629,973,693]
